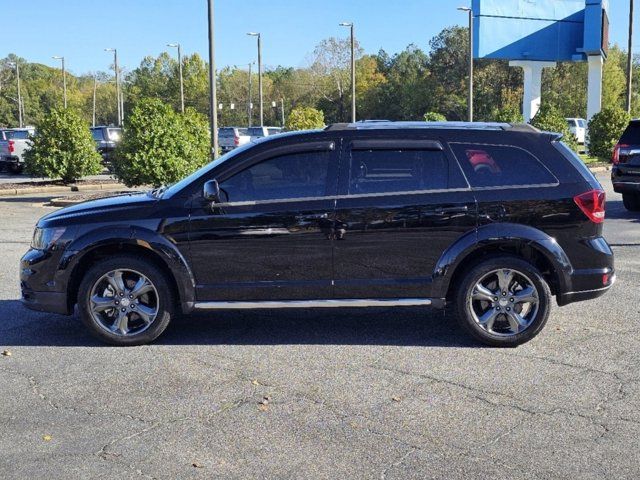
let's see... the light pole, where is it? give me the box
[458,7,474,122]
[167,43,185,113]
[8,62,23,127]
[280,97,285,128]
[626,0,634,113]
[248,62,254,127]
[92,75,98,127]
[339,22,356,123]
[52,56,67,108]
[104,48,121,126]
[247,32,263,126]
[207,0,219,158]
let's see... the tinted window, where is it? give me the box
[577,119,587,128]
[567,120,577,128]
[268,128,282,136]
[4,130,31,140]
[620,122,640,144]
[220,151,331,202]
[248,127,265,137]
[91,129,105,141]
[218,128,235,137]
[349,149,448,194]
[450,143,557,188]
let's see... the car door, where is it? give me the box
[332,137,477,299]
[188,140,339,302]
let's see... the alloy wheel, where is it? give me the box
[88,269,159,337]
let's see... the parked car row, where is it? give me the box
[218,126,282,153]
[0,127,35,174]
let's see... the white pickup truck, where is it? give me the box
[0,127,35,174]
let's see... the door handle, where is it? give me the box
[433,206,469,215]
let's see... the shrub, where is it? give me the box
[423,112,447,122]
[24,108,103,183]
[112,99,210,187]
[587,107,631,159]
[286,107,325,131]
[530,104,578,152]
[491,105,524,124]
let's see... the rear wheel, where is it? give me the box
[78,255,174,346]
[454,256,551,347]
[622,193,640,212]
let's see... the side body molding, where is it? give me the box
[60,225,197,313]
[431,223,573,298]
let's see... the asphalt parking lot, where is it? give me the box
[0,171,639,479]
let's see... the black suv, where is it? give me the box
[20,122,614,347]
[612,120,640,211]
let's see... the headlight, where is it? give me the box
[31,227,66,250]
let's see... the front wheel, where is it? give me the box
[78,255,174,346]
[622,193,640,212]
[454,256,552,347]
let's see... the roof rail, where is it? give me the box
[325,120,540,132]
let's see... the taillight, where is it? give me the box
[612,143,628,164]
[574,189,606,224]
[234,135,239,146]
[8,140,14,154]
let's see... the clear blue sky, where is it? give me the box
[3,0,637,76]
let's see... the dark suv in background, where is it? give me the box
[20,122,614,347]
[91,126,122,165]
[612,120,640,211]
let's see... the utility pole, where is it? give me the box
[280,97,285,127]
[248,62,253,127]
[208,0,219,158]
[52,56,67,108]
[339,22,356,122]
[167,43,185,113]
[627,0,635,113]
[105,48,121,125]
[458,7,474,122]
[92,75,98,127]
[247,32,263,126]
[11,62,24,127]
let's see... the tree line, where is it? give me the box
[1,26,638,130]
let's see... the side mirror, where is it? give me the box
[203,179,221,203]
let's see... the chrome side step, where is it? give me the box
[193,298,433,310]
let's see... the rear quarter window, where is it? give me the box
[450,143,558,188]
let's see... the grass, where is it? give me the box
[579,153,610,167]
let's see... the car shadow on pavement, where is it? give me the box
[606,200,640,222]
[0,299,480,348]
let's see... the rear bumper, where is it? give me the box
[557,274,615,306]
[612,167,640,194]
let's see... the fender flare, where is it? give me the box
[431,223,573,298]
[59,225,196,312]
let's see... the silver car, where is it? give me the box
[218,127,250,152]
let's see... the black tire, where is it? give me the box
[77,255,174,346]
[622,193,640,212]
[453,256,552,347]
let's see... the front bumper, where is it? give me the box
[21,287,70,315]
[20,247,71,315]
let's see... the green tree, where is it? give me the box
[530,103,578,151]
[424,112,446,121]
[587,107,631,159]
[491,105,524,123]
[286,107,325,131]
[112,98,209,187]
[24,108,102,183]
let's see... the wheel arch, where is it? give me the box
[62,226,196,314]
[433,223,573,301]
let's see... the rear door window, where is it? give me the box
[450,143,557,188]
[348,149,449,195]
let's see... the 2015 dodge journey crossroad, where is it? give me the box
[20,121,615,347]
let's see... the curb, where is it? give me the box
[0,183,124,197]
[588,166,611,173]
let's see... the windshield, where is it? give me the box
[248,127,265,136]
[162,141,256,198]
